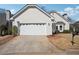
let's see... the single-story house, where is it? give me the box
[50,12,72,32]
[10,4,56,35]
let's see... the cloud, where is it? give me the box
[64,7,76,16]
[58,6,79,17]
[64,7,73,11]
[58,6,79,21]
[76,6,79,10]
[10,9,15,14]
[76,18,79,21]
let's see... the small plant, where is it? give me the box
[12,26,18,36]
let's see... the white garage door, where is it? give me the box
[20,23,47,35]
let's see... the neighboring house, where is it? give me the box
[73,21,79,33]
[10,4,56,35]
[0,9,11,35]
[50,12,72,32]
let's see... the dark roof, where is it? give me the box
[62,13,67,16]
[56,21,65,25]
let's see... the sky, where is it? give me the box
[0,4,79,21]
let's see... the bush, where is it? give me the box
[12,26,18,36]
[63,30,71,33]
[0,25,8,36]
[55,29,60,34]
[7,25,12,35]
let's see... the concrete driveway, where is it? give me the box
[0,35,64,55]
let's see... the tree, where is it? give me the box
[0,25,8,36]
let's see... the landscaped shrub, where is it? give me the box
[55,29,60,34]
[74,27,79,35]
[8,27,12,35]
[63,30,71,33]
[12,26,18,36]
[0,25,8,36]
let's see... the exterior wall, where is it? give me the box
[51,13,70,31]
[13,8,52,25]
[46,22,53,35]
[13,7,54,35]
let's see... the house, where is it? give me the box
[10,4,56,35]
[73,21,79,34]
[50,12,72,32]
[0,9,11,35]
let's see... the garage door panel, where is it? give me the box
[20,24,47,35]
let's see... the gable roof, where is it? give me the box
[10,4,54,21]
[50,12,71,23]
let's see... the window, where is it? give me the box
[60,26,62,30]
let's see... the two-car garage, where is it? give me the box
[20,23,47,35]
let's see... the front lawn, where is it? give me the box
[48,33,79,50]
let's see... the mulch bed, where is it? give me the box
[47,35,63,39]
[48,34,72,50]
[0,35,14,45]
